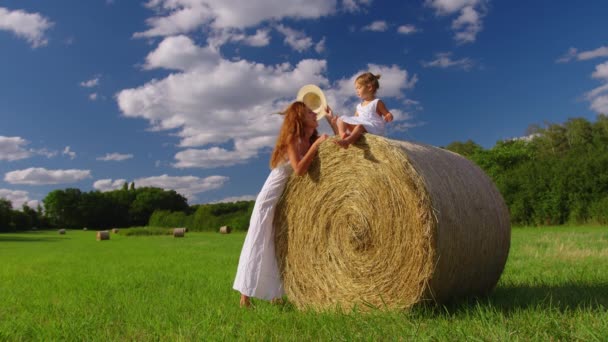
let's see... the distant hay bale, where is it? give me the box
[58,229,66,235]
[219,226,232,234]
[173,228,186,237]
[83,227,88,231]
[111,228,119,234]
[96,231,110,241]
[275,135,510,311]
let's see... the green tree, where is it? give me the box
[444,139,483,158]
[43,188,83,228]
[0,198,13,232]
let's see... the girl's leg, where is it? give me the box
[344,125,366,144]
[335,125,365,148]
[337,118,348,139]
[240,294,251,308]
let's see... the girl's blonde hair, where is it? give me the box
[355,72,381,94]
[270,101,318,169]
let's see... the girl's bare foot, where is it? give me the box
[240,294,251,308]
[334,138,351,149]
[340,132,349,139]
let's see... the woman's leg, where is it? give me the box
[240,294,251,308]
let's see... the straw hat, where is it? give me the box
[296,84,328,120]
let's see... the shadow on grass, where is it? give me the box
[0,235,65,242]
[425,283,608,315]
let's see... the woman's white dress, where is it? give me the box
[233,162,293,300]
[341,98,385,135]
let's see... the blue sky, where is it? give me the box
[1,0,608,208]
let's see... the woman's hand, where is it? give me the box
[314,134,329,147]
[325,106,338,126]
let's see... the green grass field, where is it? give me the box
[1,226,607,340]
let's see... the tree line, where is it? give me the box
[0,183,189,232]
[445,114,608,226]
[1,115,607,231]
[148,201,254,232]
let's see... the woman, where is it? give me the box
[233,101,328,307]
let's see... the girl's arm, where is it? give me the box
[377,100,394,122]
[287,134,329,176]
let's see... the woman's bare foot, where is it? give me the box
[270,298,284,305]
[240,294,251,308]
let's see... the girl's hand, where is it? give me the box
[384,112,394,122]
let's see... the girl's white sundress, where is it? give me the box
[341,98,385,136]
[233,162,293,300]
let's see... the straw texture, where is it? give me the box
[96,231,110,241]
[219,226,232,234]
[173,228,186,237]
[274,135,510,310]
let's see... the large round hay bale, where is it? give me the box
[58,229,66,235]
[275,135,510,310]
[219,226,232,234]
[173,228,186,237]
[96,231,110,241]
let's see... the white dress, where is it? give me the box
[233,162,293,300]
[341,98,385,136]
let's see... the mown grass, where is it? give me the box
[0,226,607,340]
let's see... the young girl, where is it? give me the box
[233,101,328,307]
[334,72,393,148]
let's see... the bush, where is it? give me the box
[122,227,173,236]
[589,197,608,225]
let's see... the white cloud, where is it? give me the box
[36,148,58,158]
[134,0,337,38]
[0,7,53,48]
[0,136,32,161]
[342,0,372,12]
[143,35,220,71]
[591,61,608,80]
[93,179,127,192]
[117,36,328,168]
[557,46,608,63]
[96,175,229,201]
[80,76,100,88]
[211,194,256,203]
[275,24,314,52]
[579,46,608,61]
[587,62,608,114]
[0,188,38,209]
[89,93,98,101]
[589,95,608,114]
[208,28,271,48]
[5,168,91,185]
[586,83,608,100]
[96,153,134,161]
[397,24,418,34]
[425,0,485,44]
[422,52,474,70]
[62,146,76,160]
[556,47,578,63]
[362,20,388,32]
[315,37,326,53]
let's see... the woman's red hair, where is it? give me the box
[270,101,318,169]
